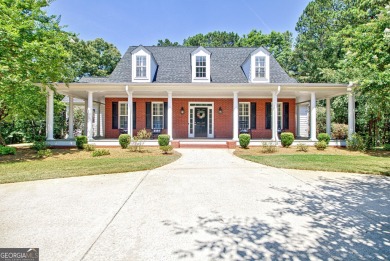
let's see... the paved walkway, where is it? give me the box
[0,149,389,260]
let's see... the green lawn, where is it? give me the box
[0,147,180,184]
[238,154,390,175]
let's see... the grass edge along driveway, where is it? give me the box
[0,147,180,184]
[235,151,390,176]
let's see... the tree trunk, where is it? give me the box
[0,132,5,146]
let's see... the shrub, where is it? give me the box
[261,142,278,153]
[92,149,110,157]
[119,134,131,149]
[37,149,52,158]
[160,145,173,154]
[383,144,390,151]
[31,140,47,151]
[347,133,365,151]
[280,132,294,147]
[331,123,348,139]
[318,133,331,145]
[239,134,251,148]
[315,141,327,150]
[0,146,16,155]
[83,144,96,151]
[76,135,88,149]
[296,143,308,152]
[129,128,152,152]
[158,134,170,146]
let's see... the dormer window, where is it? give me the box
[196,56,206,78]
[242,47,270,83]
[131,46,157,83]
[136,56,147,78]
[255,56,266,78]
[191,47,211,83]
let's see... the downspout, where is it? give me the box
[125,85,133,137]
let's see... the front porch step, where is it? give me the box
[178,143,228,149]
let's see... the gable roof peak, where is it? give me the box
[250,46,270,56]
[131,45,151,54]
[191,46,211,55]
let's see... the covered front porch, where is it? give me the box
[46,82,355,146]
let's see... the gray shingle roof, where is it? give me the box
[80,46,296,84]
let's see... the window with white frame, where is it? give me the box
[239,102,250,129]
[277,102,283,130]
[255,56,266,78]
[152,102,164,129]
[136,56,147,78]
[119,102,128,129]
[195,56,206,78]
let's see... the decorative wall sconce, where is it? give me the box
[180,107,185,115]
[218,106,223,114]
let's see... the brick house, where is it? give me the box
[48,46,355,145]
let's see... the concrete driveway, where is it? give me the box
[0,149,389,260]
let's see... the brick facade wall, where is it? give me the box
[105,97,295,139]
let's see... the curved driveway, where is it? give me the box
[0,149,389,260]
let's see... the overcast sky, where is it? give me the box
[47,0,311,54]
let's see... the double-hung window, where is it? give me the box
[195,56,206,78]
[255,56,266,78]
[119,102,128,129]
[136,56,147,78]
[239,102,250,129]
[152,102,164,129]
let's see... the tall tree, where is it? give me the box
[334,1,390,144]
[0,0,72,145]
[292,0,390,144]
[157,39,180,46]
[183,31,240,47]
[237,30,294,72]
[66,36,121,79]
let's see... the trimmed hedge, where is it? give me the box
[160,145,173,154]
[76,136,88,149]
[315,141,327,150]
[158,134,170,146]
[37,149,52,158]
[0,146,16,155]
[83,144,96,151]
[318,133,331,145]
[92,149,110,157]
[31,140,47,151]
[239,134,251,148]
[119,134,131,149]
[281,132,294,147]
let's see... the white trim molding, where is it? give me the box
[191,46,211,83]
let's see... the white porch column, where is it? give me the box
[271,91,278,141]
[167,91,173,140]
[47,89,54,140]
[310,92,317,141]
[233,91,239,141]
[96,103,101,137]
[348,91,355,137]
[68,96,74,139]
[326,98,331,137]
[84,100,88,135]
[127,91,133,137]
[101,100,105,137]
[87,91,94,141]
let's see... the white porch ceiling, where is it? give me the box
[54,82,351,104]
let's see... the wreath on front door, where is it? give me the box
[196,110,206,119]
